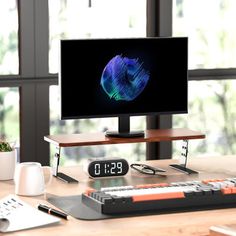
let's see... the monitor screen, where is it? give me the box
[59,37,188,137]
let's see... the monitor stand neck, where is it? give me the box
[105,116,144,138]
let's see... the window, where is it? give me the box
[4,0,232,166]
[173,0,236,157]
[0,1,19,152]
[173,0,236,69]
[0,88,19,142]
[49,0,146,73]
[0,0,19,75]
[0,1,51,165]
[49,0,147,165]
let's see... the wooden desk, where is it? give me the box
[2,156,236,236]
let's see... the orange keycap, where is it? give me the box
[84,188,96,196]
[221,187,232,195]
[231,187,236,194]
[132,191,185,202]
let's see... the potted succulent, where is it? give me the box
[0,140,16,180]
[0,141,13,152]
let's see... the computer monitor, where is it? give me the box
[59,37,188,138]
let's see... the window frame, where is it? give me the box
[0,0,56,165]
[1,0,233,165]
[147,0,236,159]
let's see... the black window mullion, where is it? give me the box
[34,0,50,165]
[189,69,236,81]
[146,0,173,160]
[18,0,37,163]
[19,0,35,77]
[18,0,51,165]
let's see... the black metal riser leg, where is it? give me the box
[52,147,78,183]
[169,140,198,175]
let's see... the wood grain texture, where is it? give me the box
[44,128,205,147]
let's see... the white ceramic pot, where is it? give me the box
[0,150,16,180]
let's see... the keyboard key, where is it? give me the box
[132,191,185,202]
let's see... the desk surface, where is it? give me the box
[2,156,236,236]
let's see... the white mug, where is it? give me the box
[14,162,52,196]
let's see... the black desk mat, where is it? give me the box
[47,193,236,221]
[47,194,166,220]
[47,195,112,220]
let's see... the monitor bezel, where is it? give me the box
[59,37,188,120]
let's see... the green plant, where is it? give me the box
[0,141,13,152]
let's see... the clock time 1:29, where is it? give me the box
[94,162,123,176]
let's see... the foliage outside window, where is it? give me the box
[0,0,19,75]
[173,0,236,69]
[173,0,236,158]
[0,1,19,147]
[0,88,19,144]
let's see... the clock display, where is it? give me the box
[86,158,129,178]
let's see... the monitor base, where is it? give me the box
[56,172,78,183]
[105,130,145,138]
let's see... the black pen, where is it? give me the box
[38,204,68,220]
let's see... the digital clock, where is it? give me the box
[84,157,129,178]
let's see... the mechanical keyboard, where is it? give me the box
[82,178,236,215]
